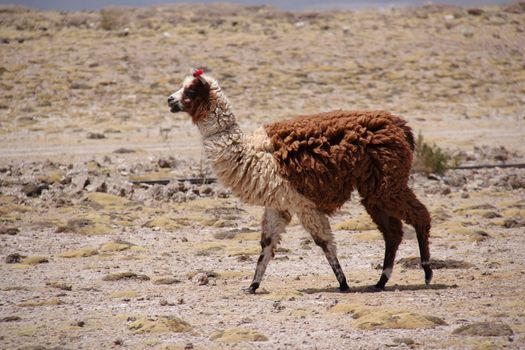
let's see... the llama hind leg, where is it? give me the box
[402,189,433,285]
[297,209,349,292]
[245,207,291,294]
[365,188,433,287]
[364,204,403,290]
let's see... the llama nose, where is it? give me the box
[167,96,174,103]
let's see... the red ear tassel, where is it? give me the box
[193,68,204,78]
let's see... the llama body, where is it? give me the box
[168,71,432,293]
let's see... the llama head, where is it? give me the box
[167,70,232,132]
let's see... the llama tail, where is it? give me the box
[393,118,415,152]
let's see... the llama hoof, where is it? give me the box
[243,283,259,294]
[339,282,350,292]
[424,268,433,285]
[369,284,385,292]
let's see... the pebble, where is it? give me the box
[0,316,21,322]
[5,253,24,264]
[193,272,209,285]
[0,227,19,235]
[393,337,415,345]
[22,183,48,197]
[452,322,514,336]
[85,178,107,193]
[87,132,106,139]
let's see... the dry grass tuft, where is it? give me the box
[413,132,449,175]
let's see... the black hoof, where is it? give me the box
[243,282,259,294]
[339,283,350,292]
[369,283,385,292]
[424,267,433,285]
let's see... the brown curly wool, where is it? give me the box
[264,110,415,214]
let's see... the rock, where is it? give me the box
[72,173,90,191]
[452,322,513,336]
[20,256,48,265]
[472,230,491,242]
[87,132,106,139]
[22,183,48,197]
[193,272,209,285]
[128,316,193,334]
[300,238,312,249]
[113,148,136,154]
[393,337,415,345]
[5,253,24,264]
[467,8,484,16]
[0,227,19,235]
[0,315,21,322]
[153,277,181,285]
[113,181,133,197]
[70,81,90,89]
[441,187,451,195]
[236,254,251,262]
[102,272,150,281]
[85,178,107,193]
[71,320,85,327]
[482,211,501,219]
[210,327,268,343]
[502,174,525,189]
[503,218,525,228]
[444,174,467,187]
[158,156,177,168]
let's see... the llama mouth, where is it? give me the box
[169,103,182,113]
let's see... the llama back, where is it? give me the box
[264,110,415,214]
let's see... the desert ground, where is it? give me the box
[1,2,525,349]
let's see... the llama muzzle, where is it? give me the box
[167,96,182,113]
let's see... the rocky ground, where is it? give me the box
[1,2,525,350]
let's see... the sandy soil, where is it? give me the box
[1,3,525,350]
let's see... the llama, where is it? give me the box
[167,69,433,293]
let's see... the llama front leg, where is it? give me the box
[245,207,291,294]
[297,209,350,292]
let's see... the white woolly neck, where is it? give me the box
[196,88,242,140]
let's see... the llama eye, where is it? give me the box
[185,89,197,98]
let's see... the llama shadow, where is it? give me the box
[300,283,457,295]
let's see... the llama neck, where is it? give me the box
[195,92,238,139]
[199,100,259,197]
[198,93,245,165]
[200,106,244,167]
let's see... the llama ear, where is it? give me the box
[192,68,208,86]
